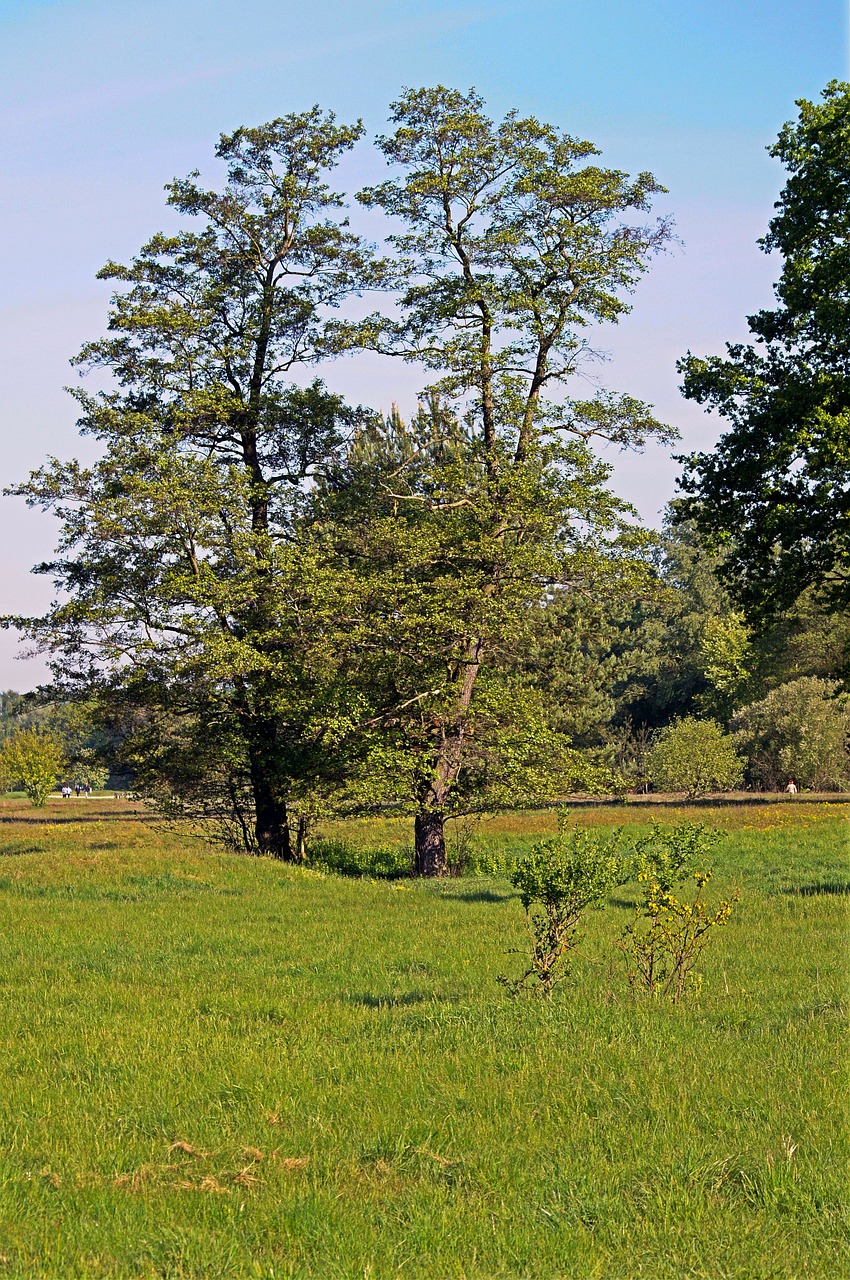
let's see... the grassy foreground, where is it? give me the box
[0,800,847,1278]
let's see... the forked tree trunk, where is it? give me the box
[415,810,447,877]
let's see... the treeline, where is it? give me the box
[4,513,848,800]
[3,82,849,868]
[517,513,850,792]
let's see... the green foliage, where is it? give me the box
[678,81,850,616]
[629,820,720,892]
[621,824,738,1001]
[731,676,850,791]
[343,86,674,869]
[0,691,30,743]
[0,695,124,790]
[319,367,659,866]
[69,754,110,792]
[766,587,850,685]
[359,86,674,416]
[501,824,625,994]
[5,109,379,858]
[0,690,62,745]
[517,550,661,747]
[614,516,739,729]
[6,90,675,873]
[309,838,412,880]
[648,717,745,797]
[697,611,753,718]
[0,729,66,806]
[516,516,758,752]
[599,518,850,740]
[605,719,655,793]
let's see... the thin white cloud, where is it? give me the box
[0,5,496,131]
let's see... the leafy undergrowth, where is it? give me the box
[0,802,846,1277]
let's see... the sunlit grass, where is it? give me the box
[0,800,846,1277]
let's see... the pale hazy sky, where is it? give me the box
[0,0,845,688]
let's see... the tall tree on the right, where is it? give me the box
[353,86,675,874]
[677,81,850,618]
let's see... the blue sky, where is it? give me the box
[0,0,846,687]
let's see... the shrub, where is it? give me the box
[621,872,739,1001]
[0,730,66,807]
[500,825,625,995]
[648,717,744,797]
[309,839,412,879]
[620,823,739,1001]
[445,817,478,877]
[731,677,850,791]
[630,820,720,892]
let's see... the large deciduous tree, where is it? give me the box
[731,676,850,792]
[320,398,646,857]
[351,86,675,872]
[6,110,377,859]
[677,81,850,617]
[6,90,675,872]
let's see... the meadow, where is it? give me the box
[0,797,846,1278]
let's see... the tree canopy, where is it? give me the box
[5,87,678,868]
[349,86,674,870]
[677,81,850,617]
[6,109,379,858]
[18,87,845,855]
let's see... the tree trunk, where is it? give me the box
[413,638,483,877]
[415,809,447,877]
[249,751,293,860]
[295,813,309,862]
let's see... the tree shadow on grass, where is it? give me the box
[565,793,850,808]
[0,813,142,825]
[786,881,850,896]
[438,887,516,903]
[346,990,446,1009]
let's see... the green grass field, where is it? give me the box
[0,799,846,1278]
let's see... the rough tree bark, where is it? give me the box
[413,641,482,875]
[248,744,292,860]
[414,810,447,876]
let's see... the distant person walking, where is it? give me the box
[785,779,798,795]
